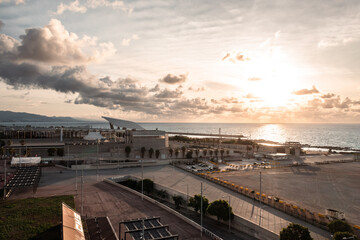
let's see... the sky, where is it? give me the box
[0,0,360,123]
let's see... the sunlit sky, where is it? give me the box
[0,0,360,122]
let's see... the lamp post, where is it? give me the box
[3,158,6,199]
[81,167,83,216]
[259,170,262,225]
[200,182,203,237]
[141,159,144,200]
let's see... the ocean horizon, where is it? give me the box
[1,121,360,150]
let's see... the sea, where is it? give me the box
[1,122,360,150]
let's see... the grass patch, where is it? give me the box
[0,195,74,240]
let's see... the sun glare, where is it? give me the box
[224,48,301,108]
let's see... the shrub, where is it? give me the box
[188,194,209,213]
[137,179,154,194]
[333,232,357,240]
[328,220,353,234]
[280,223,313,240]
[173,195,185,209]
[207,199,234,221]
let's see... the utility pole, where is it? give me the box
[228,196,231,231]
[200,182,203,237]
[75,158,78,191]
[259,170,262,225]
[81,167,83,216]
[141,159,144,200]
[3,158,6,199]
[97,140,99,182]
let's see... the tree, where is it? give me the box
[214,149,219,158]
[280,223,313,240]
[209,150,213,157]
[220,149,224,159]
[188,194,209,213]
[156,189,169,199]
[195,149,199,158]
[328,220,353,234]
[186,150,193,159]
[155,149,160,159]
[48,148,56,156]
[148,148,154,158]
[207,200,234,221]
[173,195,185,209]
[137,179,154,194]
[181,146,186,158]
[203,149,207,157]
[169,148,173,158]
[125,146,131,158]
[140,147,146,158]
[333,232,357,240]
[175,148,179,158]
[226,150,230,156]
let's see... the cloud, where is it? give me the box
[292,86,319,95]
[0,20,4,31]
[321,93,336,99]
[0,0,25,5]
[248,77,261,81]
[55,0,133,15]
[318,37,354,48]
[7,19,115,65]
[159,73,187,84]
[154,88,182,99]
[56,0,87,14]
[188,86,205,92]
[122,34,139,46]
[222,51,250,63]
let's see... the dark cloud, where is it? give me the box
[99,76,112,87]
[248,77,261,81]
[159,73,187,84]
[292,86,319,95]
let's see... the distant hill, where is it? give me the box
[0,111,81,122]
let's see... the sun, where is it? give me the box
[243,48,301,107]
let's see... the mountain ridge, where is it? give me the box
[0,111,81,122]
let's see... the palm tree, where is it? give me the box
[125,146,131,158]
[149,148,154,158]
[214,149,219,158]
[169,148,173,158]
[155,149,160,159]
[220,149,224,159]
[181,146,186,158]
[209,150,213,157]
[141,147,146,158]
[175,148,179,158]
[203,149,207,158]
[195,149,199,158]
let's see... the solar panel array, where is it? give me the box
[86,217,117,240]
[5,166,41,189]
[120,217,178,240]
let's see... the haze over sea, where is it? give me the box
[2,122,360,150]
